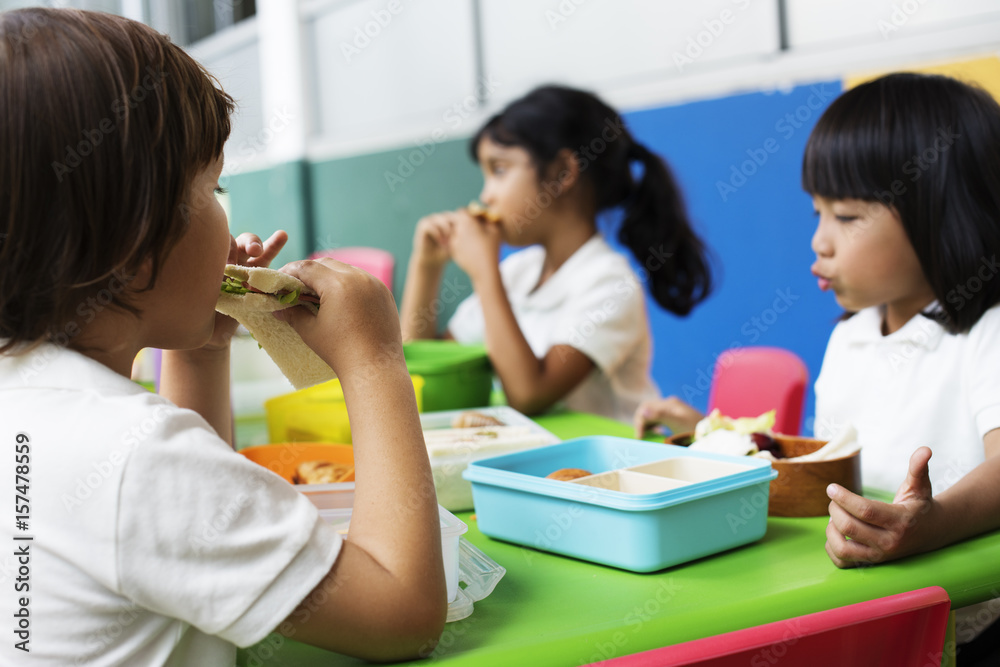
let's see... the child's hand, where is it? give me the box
[202,230,288,351]
[275,259,404,377]
[449,211,502,284]
[825,446,937,568]
[633,397,704,438]
[412,212,455,270]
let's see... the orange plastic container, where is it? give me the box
[239,442,356,509]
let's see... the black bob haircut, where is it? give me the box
[802,72,1000,334]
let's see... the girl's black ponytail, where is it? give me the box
[620,141,713,316]
[472,84,713,317]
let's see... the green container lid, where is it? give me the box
[402,341,490,375]
[402,341,493,411]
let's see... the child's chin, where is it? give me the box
[832,292,864,312]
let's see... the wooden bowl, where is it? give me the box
[664,433,861,517]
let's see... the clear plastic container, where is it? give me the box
[420,406,560,511]
[463,436,777,572]
[318,505,468,603]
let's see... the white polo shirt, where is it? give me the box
[448,235,660,423]
[814,305,1000,493]
[0,343,342,666]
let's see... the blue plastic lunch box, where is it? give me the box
[463,436,778,572]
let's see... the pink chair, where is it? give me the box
[591,586,951,667]
[707,346,808,435]
[309,247,395,293]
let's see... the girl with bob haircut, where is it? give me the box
[801,73,1000,571]
[0,8,445,665]
[401,85,713,423]
[807,71,1000,658]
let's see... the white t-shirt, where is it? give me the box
[0,344,342,667]
[448,235,660,423]
[814,305,1000,493]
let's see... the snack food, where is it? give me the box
[451,411,505,428]
[423,425,552,457]
[688,409,779,459]
[688,409,859,462]
[292,460,354,485]
[545,468,592,481]
[216,264,335,389]
[467,201,501,224]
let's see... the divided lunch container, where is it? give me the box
[463,436,777,572]
[403,341,492,411]
[264,375,424,444]
[420,406,560,511]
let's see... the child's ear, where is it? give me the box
[131,255,155,292]
[545,148,581,194]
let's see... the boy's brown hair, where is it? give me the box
[0,8,234,352]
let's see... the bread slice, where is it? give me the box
[216,265,335,389]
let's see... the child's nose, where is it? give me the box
[811,220,833,257]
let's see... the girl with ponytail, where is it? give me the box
[400,84,712,422]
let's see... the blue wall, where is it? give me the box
[615,80,846,433]
[229,80,848,434]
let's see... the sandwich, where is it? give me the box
[467,201,502,224]
[216,264,335,389]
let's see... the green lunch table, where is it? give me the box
[237,411,1000,666]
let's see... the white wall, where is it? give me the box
[171,0,1000,169]
[481,0,778,104]
[186,19,266,175]
[304,0,480,156]
[0,0,120,11]
[786,0,1000,48]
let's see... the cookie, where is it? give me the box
[545,468,593,481]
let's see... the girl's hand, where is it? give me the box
[202,230,288,351]
[825,447,938,568]
[412,213,455,270]
[275,258,404,378]
[449,211,502,284]
[633,397,704,438]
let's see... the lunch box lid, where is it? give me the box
[463,437,777,512]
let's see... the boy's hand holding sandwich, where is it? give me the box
[273,259,404,377]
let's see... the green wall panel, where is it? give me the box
[308,138,484,329]
[226,160,310,268]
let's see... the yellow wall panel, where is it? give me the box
[845,55,1000,100]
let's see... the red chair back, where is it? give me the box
[592,586,951,667]
[309,247,395,293]
[707,346,808,435]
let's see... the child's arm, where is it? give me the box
[399,213,454,341]
[274,259,446,660]
[158,231,287,445]
[825,432,1000,568]
[633,397,705,438]
[449,214,594,415]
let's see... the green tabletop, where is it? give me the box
[238,412,1000,666]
